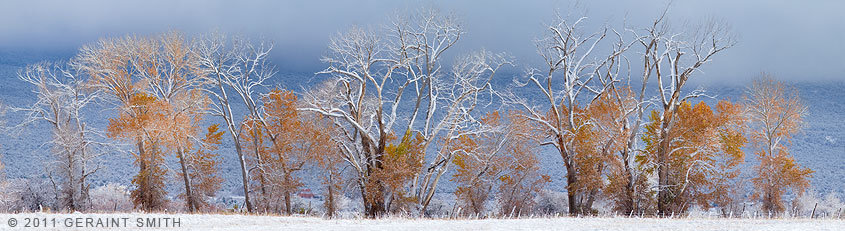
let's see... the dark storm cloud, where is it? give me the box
[1,0,843,83]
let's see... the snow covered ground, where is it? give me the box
[0,213,842,231]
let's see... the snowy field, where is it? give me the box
[0,213,842,231]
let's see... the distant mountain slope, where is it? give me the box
[1,53,842,200]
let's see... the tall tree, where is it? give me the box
[412,50,511,213]
[745,77,812,215]
[128,32,217,212]
[301,9,510,216]
[74,32,219,212]
[302,22,401,214]
[630,9,735,215]
[194,33,275,213]
[74,36,171,211]
[504,13,629,216]
[11,62,107,211]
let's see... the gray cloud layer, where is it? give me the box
[1,0,843,83]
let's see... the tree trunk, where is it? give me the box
[359,182,369,216]
[363,169,386,218]
[136,138,150,211]
[214,71,253,213]
[619,149,636,214]
[65,149,77,211]
[366,192,386,218]
[177,147,196,212]
[283,170,293,215]
[284,190,292,215]
[250,128,268,204]
[584,163,605,215]
[361,133,387,218]
[565,160,578,216]
[326,180,335,218]
[558,135,579,216]
[656,112,672,216]
[233,138,253,213]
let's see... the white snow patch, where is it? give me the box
[825,136,836,145]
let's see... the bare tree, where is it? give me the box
[302,23,404,217]
[194,32,275,213]
[629,10,735,215]
[503,13,630,216]
[413,50,511,213]
[302,8,510,217]
[9,62,107,211]
[0,102,15,212]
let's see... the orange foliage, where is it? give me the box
[587,89,654,214]
[306,114,345,217]
[82,32,219,212]
[639,100,747,213]
[178,124,224,211]
[107,92,170,211]
[575,91,638,214]
[451,110,550,216]
[497,110,550,215]
[746,77,813,214]
[375,131,424,214]
[450,112,506,215]
[241,89,337,214]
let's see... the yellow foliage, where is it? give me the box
[638,100,748,212]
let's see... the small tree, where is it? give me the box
[746,77,812,215]
[496,110,550,216]
[451,110,550,216]
[450,111,507,216]
[261,89,307,214]
[305,111,346,218]
[589,88,654,214]
[242,89,337,214]
[571,91,635,215]
[178,124,224,212]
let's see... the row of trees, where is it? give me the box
[2,8,813,218]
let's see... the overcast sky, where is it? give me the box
[1,0,843,84]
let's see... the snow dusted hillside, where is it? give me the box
[0,51,843,205]
[0,213,842,231]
